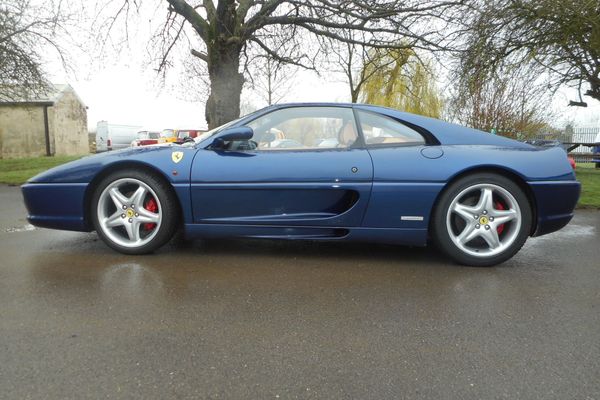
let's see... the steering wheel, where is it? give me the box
[248,140,258,149]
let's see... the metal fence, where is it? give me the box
[533,127,599,162]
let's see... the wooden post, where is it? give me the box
[43,105,51,156]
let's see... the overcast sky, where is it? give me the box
[50,60,350,131]
[49,60,600,132]
[44,3,600,132]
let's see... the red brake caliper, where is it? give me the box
[495,201,505,235]
[143,197,158,231]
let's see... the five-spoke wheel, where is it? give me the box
[433,173,532,266]
[91,170,178,254]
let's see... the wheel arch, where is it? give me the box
[429,166,538,236]
[82,161,183,230]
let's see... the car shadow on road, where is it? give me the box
[168,236,450,266]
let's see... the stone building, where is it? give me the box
[0,84,89,158]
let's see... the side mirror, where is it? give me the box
[212,126,253,146]
[210,126,254,149]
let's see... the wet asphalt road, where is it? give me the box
[0,185,599,399]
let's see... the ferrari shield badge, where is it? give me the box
[171,151,184,163]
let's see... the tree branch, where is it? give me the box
[166,0,210,41]
[191,48,208,62]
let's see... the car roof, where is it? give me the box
[257,103,530,148]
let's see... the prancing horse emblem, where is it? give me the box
[171,151,184,163]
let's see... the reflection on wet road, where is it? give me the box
[1,186,599,399]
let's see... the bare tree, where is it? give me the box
[248,55,297,106]
[0,0,71,101]
[324,29,444,116]
[336,40,367,103]
[100,0,469,128]
[448,66,555,138]
[322,29,403,103]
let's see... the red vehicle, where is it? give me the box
[568,156,576,170]
[131,131,160,147]
[176,129,205,142]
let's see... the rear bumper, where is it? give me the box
[529,180,580,237]
[21,183,90,232]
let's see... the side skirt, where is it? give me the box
[184,224,427,247]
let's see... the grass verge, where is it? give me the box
[0,155,83,185]
[576,163,600,209]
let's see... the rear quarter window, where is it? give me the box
[357,110,425,146]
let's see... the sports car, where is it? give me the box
[21,103,580,266]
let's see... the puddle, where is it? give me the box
[5,224,36,233]
[531,224,595,242]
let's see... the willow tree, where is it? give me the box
[322,29,409,103]
[102,0,467,128]
[359,48,443,118]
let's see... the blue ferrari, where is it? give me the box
[21,103,580,266]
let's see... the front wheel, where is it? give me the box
[432,173,532,267]
[91,170,179,254]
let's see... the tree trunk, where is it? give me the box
[351,86,360,103]
[267,68,273,106]
[205,44,244,129]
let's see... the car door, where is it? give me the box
[356,109,441,230]
[190,106,373,229]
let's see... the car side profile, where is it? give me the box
[21,103,580,266]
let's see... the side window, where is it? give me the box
[357,110,425,146]
[245,107,358,150]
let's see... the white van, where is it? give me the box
[95,121,143,152]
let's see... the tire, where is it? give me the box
[91,169,179,254]
[431,173,532,267]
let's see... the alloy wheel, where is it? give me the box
[96,178,163,248]
[445,183,522,258]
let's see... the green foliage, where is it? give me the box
[0,156,81,185]
[459,0,600,103]
[358,48,443,118]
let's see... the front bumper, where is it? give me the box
[21,183,90,232]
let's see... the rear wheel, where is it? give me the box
[432,173,532,266]
[91,170,179,254]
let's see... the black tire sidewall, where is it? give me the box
[91,169,179,255]
[432,173,532,267]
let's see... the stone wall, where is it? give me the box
[0,105,47,158]
[0,87,89,158]
[49,90,89,156]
